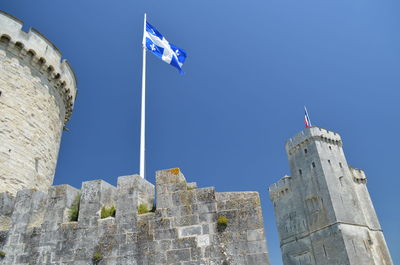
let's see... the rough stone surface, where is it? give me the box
[269,127,393,265]
[0,10,77,195]
[0,169,270,265]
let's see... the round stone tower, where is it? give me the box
[0,11,77,195]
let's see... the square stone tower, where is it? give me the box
[269,127,393,265]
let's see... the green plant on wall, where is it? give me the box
[217,216,229,232]
[137,203,149,214]
[100,206,116,219]
[69,194,81,222]
[0,251,5,258]
[92,250,102,264]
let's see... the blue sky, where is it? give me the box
[2,0,399,264]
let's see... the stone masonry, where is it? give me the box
[0,168,269,265]
[269,127,393,265]
[0,10,77,195]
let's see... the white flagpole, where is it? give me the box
[140,13,147,178]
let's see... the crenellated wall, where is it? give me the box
[285,127,342,156]
[0,10,77,195]
[0,168,269,265]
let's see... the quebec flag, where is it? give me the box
[143,21,187,74]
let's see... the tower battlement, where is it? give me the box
[0,10,76,123]
[285,126,342,155]
[349,166,367,184]
[0,168,269,265]
[268,175,292,201]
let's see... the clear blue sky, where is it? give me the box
[2,0,399,264]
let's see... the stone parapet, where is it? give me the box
[349,166,367,184]
[0,169,269,265]
[0,10,77,123]
[268,175,292,201]
[285,127,342,155]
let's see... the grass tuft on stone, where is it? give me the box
[217,216,229,232]
[100,205,116,219]
[68,194,81,222]
[92,250,102,264]
[137,203,149,214]
[0,251,5,258]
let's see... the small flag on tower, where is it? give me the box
[143,21,187,74]
[304,106,312,128]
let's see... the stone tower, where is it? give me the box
[269,127,393,265]
[0,11,77,195]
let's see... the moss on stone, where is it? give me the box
[217,216,228,232]
[92,250,102,264]
[100,205,116,219]
[138,204,149,214]
[68,194,81,222]
[167,168,180,175]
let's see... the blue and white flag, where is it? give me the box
[143,21,187,74]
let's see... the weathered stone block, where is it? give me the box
[178,225,202,237]
[166,248,191,263]
[42,184,80,231]
[79,179,117,226]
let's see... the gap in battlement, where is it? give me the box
[21,23,30,33]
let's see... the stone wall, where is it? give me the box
[0,168,269,265]
[0,10,77,195]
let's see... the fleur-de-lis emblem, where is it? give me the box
[150,43,156,51]
[175,49,180,56]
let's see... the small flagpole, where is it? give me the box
[140,13,147,178]
[304,106,312,127]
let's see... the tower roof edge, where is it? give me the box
[285,126,342,154]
